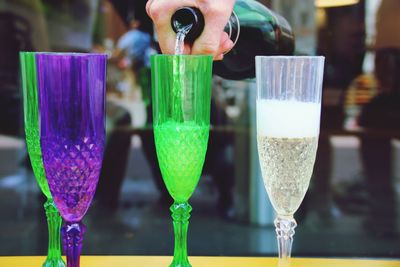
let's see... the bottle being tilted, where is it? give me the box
[171,0,295,80]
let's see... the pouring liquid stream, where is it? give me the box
[173,24,193,122]
[174,24,192,55]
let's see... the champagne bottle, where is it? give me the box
[171,0,295,80]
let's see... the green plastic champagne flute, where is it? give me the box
[151,55,213,267]
[20,52,65,267]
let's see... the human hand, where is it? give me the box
[146,0,235,60]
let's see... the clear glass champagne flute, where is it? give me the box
[20,52,65,267]
[37,53,107,267]
[151,54,213,267]
[255,56,325,266]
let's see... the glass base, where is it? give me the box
[43,259,66,267]
[169,262,192,267]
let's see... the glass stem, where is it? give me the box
[61,221,86,267]
[170,202,192,267]
[274,216,297,267]
[43,198,65,267]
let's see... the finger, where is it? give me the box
[218,31,234,55]
[155,27,193,54]
[156,27,178,54]
[207,32,233,60]
[215,54,224,61]
[191,1,234,56]
[211,33,232,60]
[191,15,223,56]
[145,0,154,16]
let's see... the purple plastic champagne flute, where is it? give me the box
[37,53,106,267]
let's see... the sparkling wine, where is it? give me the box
[256,100,321,216]
[154,121,209,203]
[257,135,318,216]
[255,56,325,263]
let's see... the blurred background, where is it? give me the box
[1,0,400,258]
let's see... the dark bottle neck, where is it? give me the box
[171,7,205,43]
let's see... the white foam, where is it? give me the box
[257,99,321,137]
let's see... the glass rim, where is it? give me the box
[19,51,35,55]
[256,55,325,60]
[20,51,107,57]
[151,54,213,59]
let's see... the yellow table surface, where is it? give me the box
[0,256,399,267]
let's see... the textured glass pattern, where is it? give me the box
[36,53,106,222]
[152,55,212,203]
[20,52,65,267]
[20,52,51,198]
[151,55,212,267]
[41,136,103,222]
[154,121,209,203]
[257,136,318,216]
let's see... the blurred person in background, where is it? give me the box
[358,0,400,237]
[204,78,236,219]
[0,0,134,214]
[299,2,366,223]
[113,14,152,74]
[96,13,157,211]
[2,0,99,131]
